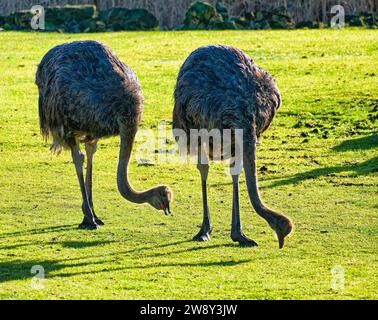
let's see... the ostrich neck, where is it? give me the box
[117,128,155,204]
[243,136,280,225]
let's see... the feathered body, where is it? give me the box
[173,45,292,248]
[35,41,172,229]
[173,45,281,153]
[36,40,143,152]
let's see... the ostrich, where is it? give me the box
[173,45,293,248]
[36,40,172,230]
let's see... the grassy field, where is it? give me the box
[0,29,377,300]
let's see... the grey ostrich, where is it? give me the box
[36,40,172,229]
[173,45,293,248]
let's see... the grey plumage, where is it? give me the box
[173,45,293,248]
[36,41,172,229]
[36,40,142,153]
[173,45,281,145]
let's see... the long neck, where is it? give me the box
[117,126,155,204]
[243,132,281,227]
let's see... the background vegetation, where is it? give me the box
[0,0,377,28]
[0,29,377,299]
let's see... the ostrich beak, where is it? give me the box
[278,233,285,249]
[163,203,171,215]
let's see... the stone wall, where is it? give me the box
[0,0,377,28]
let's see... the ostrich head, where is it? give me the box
[271,214,294,249]
[148,186,173,215]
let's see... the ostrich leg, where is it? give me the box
[230,160,258,247]
[85,140,104,226]
[193,146,213,241]
[71,143,99,230]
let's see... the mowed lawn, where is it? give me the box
[0,29,377,299]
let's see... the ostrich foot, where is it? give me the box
[95,218,104,226]
[193,229,212,242]
[78,217,99,230]
[193,233,211,242]
[93,215,105,226]
[83,205,105,226]
[231,232,258,247]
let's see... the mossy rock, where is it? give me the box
[251,20,271,30]
[260,20,271,29]
[215,2,228,21]
[250,7,294,29]
[359,13,377,27]
[95,20,107,32]
[3,5,158,32]
[45,5,95,27]
[183,1,223,29]
[2,5,96,31]
[9,11,33,29]
[296,21,321,29]
[79,19,107,33]
[270,15,293,29]
[271,6,292,19]
[61,20,82,33]
[99,7,128,22]
[210,20,237,30]
[1,23,12,31]
[268,7,295,29]
[254,10,265,22]
[78,19,95,32]
[242,11,255,22]
[99,7,159,31]
[209,14,223,25]
[0,16,7,26]
[122,9,159,30]
[232,17,251,29]
[345,13,377,27]
[347,15,365,27]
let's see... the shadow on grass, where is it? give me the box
[54,258,252,279]
[268,135,378,188]
[0,259,111,283]
[0,240,115,251]
[0,224,77,239]
[0,228,252,283]
[0,255,250,283]
[0,260,62,283]
[0,242,32,250]
[332,134,378,151]
[54,239,220,263]
[61,240,115,249]
[206,135,378,189]
[269,156,378,188]
[146,242,240,258]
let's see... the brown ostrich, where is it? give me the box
[173,45,293,248]
[36,40,172,230]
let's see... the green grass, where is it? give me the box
[0,29,377,300]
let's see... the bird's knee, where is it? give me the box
[72,150,85,166]
[197,163,210,175]
[85,141,98,155]
[229,158,243,176]
[197,163,210,181]
[197,163,210,171]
